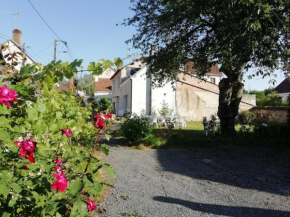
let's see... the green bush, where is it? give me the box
[98,97,112,112]
[120,114,150,142]
[237,111,255,125]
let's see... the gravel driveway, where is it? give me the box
[100,143,290,217]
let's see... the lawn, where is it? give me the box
[126,121,290,149]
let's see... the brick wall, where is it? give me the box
[251,107,288,123]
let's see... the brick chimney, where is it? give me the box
[12,29,22,47]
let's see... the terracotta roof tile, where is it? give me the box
[185,62,222,76]
[95,78,112,91]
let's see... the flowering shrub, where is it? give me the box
[0,84,18,108]
[0,57,116,216]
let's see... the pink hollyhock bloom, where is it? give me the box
[83,195,97,212]
[54,166,63,174]
[0,85,18,109]
[51,173,68,192]
[95,117,106,129]
[55,155,63,164]
[61,129,72,138]
[14,139,36,163]
[94,113,102,120]
[104,114,113,119]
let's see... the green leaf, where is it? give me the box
[8,198,17,207]
[9,183,22,193]
[27,163,38,170]
[49,123,59,132]
[0,130,11,142]
[2,212,11,217]
[0,116,10,126]
[0,184,10,197]
[77,200,88,216]
[101,144,109,156]
[69,181,84,196]
[44,202,58,215]
[103,164,116,179]
[94,181,103,194]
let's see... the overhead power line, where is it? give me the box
[27,0,63,42]
[27,0,75,62]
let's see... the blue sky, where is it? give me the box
[0,0,285,90]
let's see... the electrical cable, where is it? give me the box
[27,0,63,42]
[27,0,76,62]
[31,42,54,57]
[27,47,48,64]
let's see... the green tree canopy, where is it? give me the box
[124,0,290,133]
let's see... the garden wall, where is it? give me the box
[250,106,288,123]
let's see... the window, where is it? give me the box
[210,78,216,84]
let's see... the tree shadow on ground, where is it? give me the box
[156,145,290,196]
[154,196,290,217]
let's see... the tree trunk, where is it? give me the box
[218,78,244,134]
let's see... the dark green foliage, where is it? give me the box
[120,114,151,142]
[237,111,255,125]
[98,98,112,112]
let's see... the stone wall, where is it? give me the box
[250,107,288,123]
[176,76,256,121]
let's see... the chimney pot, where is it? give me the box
[12,29,22,47]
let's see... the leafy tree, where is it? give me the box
[77,74,95,96]
[124,0,290,134]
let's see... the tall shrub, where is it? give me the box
[0,53,115,216]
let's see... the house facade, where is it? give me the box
[94,68,115,101]
[0,29,34,74]
[274,78,290,101]
[111,59,256,120]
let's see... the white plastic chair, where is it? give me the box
[150,116,159,127]
[176,116,187,128]
[159,116,167,127]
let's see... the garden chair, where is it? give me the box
[150,116,159,127]
[159,116,167,127]
[176,116,187,128]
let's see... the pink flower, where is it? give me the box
[94,113,102,120]
[0,85,18,109]
[51,173,68,192]
[14,139,36,163]
[61,129,72,138]
[55,155,63,164]
[104,114,113,119]
[54,166,63,174]
[157,133,160,137]
[83,195,97,212]
[95,117,106,129]
[163,132,167,136]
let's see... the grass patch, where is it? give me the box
[116,122,290,149]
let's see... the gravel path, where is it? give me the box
[100,137,290,217]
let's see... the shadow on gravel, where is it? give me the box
[154,196,290,217]
[157,147,290,196]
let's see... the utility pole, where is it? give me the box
[54,39,67,61]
